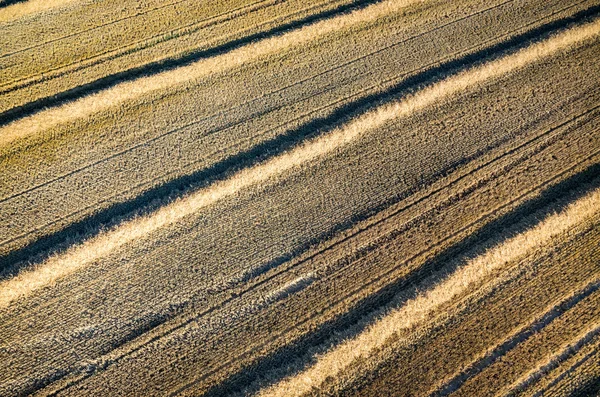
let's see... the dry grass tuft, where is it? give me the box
[0,19,598,309]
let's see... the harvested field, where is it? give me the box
[1,0,599,396]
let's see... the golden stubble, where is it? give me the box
[503,322,600,395]
[259,187,600,397]
[0,0,80,22]
[0,19,598,309]
[0,0,426,148]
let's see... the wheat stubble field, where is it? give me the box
[1,0,600,395]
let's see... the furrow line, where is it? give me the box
[504,323,600,396]
[180,180,600,396]
[100,122,600,396]
[2,30,596,392]
[0,0,395,122]
[2,33,596,324]
[0,19,597,309]
[0,0,514,202]
[0,0,330,89]
[24,93,600,392]
[4,100,592,386]
[0,0,274,59]
[3,101,589,384]
[187,153,600,397]
[0,0,425,140]
[2,4,596,266]
[429,279,600,397]
[531,343,600,397]
[257,187,600,397]
[40,122,599,397]
[0,45,542,252]
[2,0,511,93]
[323,225,600,397]
[1,0,594,150]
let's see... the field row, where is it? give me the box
[1,0,598,268]
[24,109,600,397]
[1,0,599,395]
[319,220,600,397]
[2,39,599,394]
[0,0,368,115]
